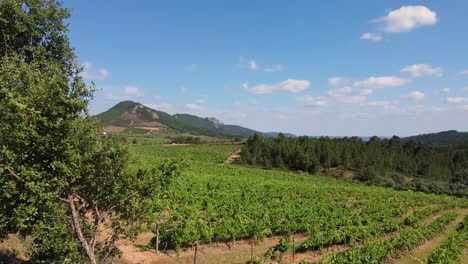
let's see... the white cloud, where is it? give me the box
[367,101,390,107]
[143,103,172,112]
[360,32,383,42]
[239,57,258,71]
[104,86,144,100]
[248,60,258,71]
[353,76,409,90]
[403,91,425,101]
[296,95,329,106]
[375,6,438,33]
[328,77,349,87]
[249,79,310,94]
[336,95,367,104]
[180,87,188,94]
[400,64,443,78]
[457,69,468,76]
[123,86,144,97]
[185,103,202,110]
[240,57,283,72]
[431,106,449,112]
[447,97,468,104]
[461,87,468,93]
[79,62,109,81]
[327,86,353,97]
[264,64,284,72]
[439,88,451,94]
[367,101,398,110]
[185,63,197,72]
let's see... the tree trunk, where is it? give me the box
[68,194,97,264]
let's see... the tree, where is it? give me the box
[0,1,182,263]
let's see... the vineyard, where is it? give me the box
[115,142,468,263]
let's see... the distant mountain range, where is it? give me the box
[94,101,261,138]
[94,101,468,144]
[402,130,468,145]
[263,132,297,138]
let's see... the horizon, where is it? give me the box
[66,1,468,137]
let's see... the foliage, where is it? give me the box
[171,136,202,144]
[129,143,467,253]
[264,237,290,262]
[238,134,468,196]
[426,215,468,264]
[317,212,457,264]
[403,130,468,145]
[0,1,182,263]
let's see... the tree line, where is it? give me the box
[237,134,468,196]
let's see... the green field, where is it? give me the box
[127,142,468,263]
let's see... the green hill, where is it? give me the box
[94,101,261,138]
[403,130,468,145]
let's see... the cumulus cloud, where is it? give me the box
[447,97,468,104]
[328,77,349,87]
[327,86,353,97]
[366,101,399,110]
[457,69,468,76]
[143,103,173,112]
[79,62,109,81]
[360,32,383,42]
[309,76,409,107]
[104,86,144,100]
[248,79,310,94]
[185,63,197,72]
[336,95,367,104]
[439,88,451,94]
[375,6,438,33]
[352,76,409,91]
[264,64,284,73]
[239,57,258,71]
[296,96,329,106]
[403,91,425,101]
[240,57,283,72]
[180,87,188,94]
[400,64,443,78]
[248,60,258,71]
[185,103,202,110]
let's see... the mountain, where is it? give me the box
[264,132,297,138]
[94,101,261,138]
[403,130,468,145]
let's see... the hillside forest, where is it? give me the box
[238,134,468,196]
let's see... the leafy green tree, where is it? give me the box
[0,1,182,263]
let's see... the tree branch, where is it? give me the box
[99,244,116,264]
[68,193,97,264]
[2,166,25,182]
[90,203,102,251]
[103,192,138,214]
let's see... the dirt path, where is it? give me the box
[224,149,241,164]
[115,206,458,264]
[393,208,468,264]
[115,233,308,264]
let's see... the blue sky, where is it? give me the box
[66,0,468,136]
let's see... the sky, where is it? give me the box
[65,0,468,137]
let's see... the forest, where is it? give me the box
[237,134,468,196]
